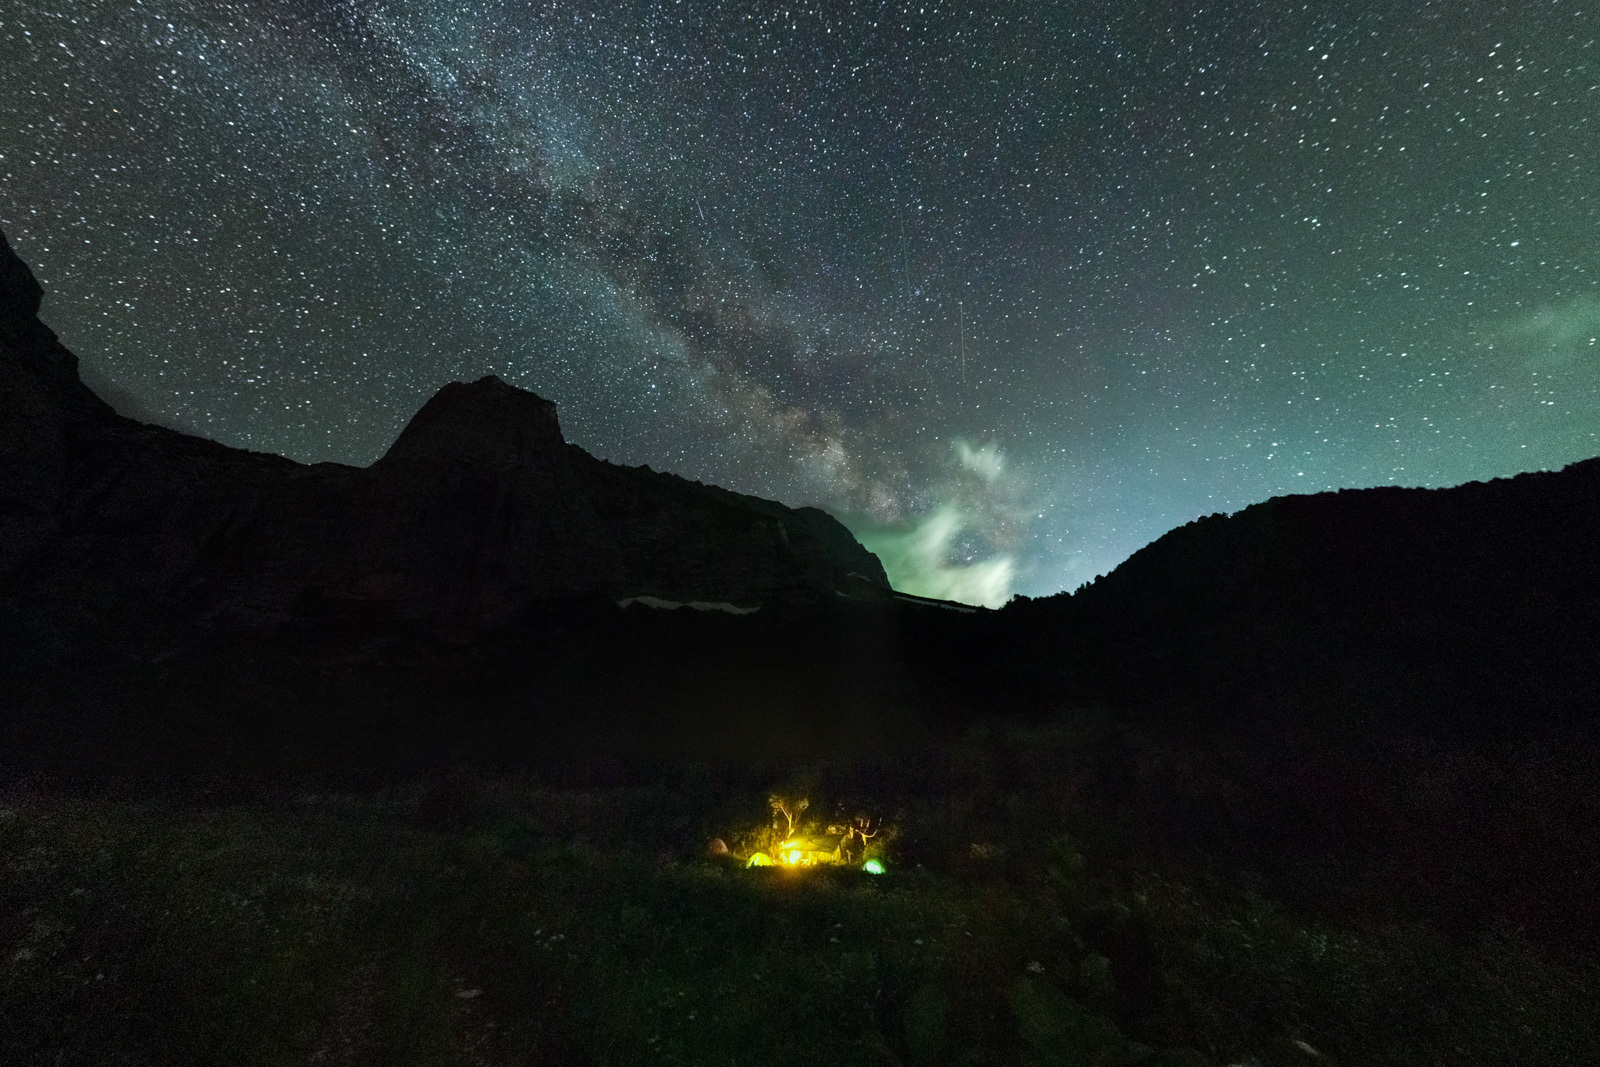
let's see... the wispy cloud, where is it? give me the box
[953,438,1005,483]
[850,437,1025,608]
[857,505,1016,608]
[1501,296,1600,367]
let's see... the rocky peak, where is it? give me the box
[0,229,890,630]
[0,227,114,418]
[377,375,565,471]
[0,229,45,341]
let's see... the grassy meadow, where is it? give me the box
[3,717,1596,1066]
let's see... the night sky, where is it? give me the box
[4,1,1598,603]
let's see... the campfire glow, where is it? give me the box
[733,795,888,872]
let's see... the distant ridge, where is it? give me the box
[5,223,1597,737]
[999,457,1600,726]
[0,228,888,634]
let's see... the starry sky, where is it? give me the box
[4,1,1599,604]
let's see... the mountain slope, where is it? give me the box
[999,460,1600,726]
[0,229,887,635]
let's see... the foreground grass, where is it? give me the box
[1,768,1596,1066]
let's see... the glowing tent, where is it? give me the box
[776,835,845,866]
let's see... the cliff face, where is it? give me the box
[0,230,887,633]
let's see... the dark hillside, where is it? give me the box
[0,224,949,788]
[0,227,887,641]
[997,462,1600,731]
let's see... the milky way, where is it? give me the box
[4,1,1598,602]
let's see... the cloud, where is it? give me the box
[953,438,1005,483]
[856,505,1017,609]
[847,436,1027,608]
[1502,296,1600,368]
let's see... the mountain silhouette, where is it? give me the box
[0,229,887,637]
[3,224,1598,787]
[995,457,1600,730]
